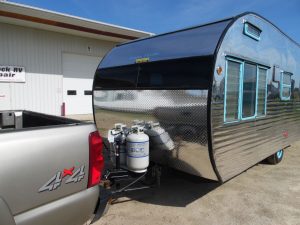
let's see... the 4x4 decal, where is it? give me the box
[38,166,85,192]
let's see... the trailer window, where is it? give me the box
[94,65,138,89]
[243,22,261,41]
[257,67,268,116]
[94,56,212,90]
[242,63,257,119]
[224,58,269,123]
[137,56,212,89]
[224,60,242,122]
[280,72,292,100]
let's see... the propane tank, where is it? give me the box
[144,121,175,151]
[108,123,127,166]
[132,120,145,126]
[114,123,127,166]
[126,126,149,173]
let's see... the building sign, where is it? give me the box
[0,66,26,83]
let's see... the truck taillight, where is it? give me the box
[88,131,104,188]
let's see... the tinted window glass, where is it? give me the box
[225,60,241,122]
[95,57,212,90]
[242,63,257,118]
[94,65,138,89]
[138,57,212,89]
[257,68,267,116]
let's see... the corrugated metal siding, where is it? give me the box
[0,22,116,114]
[9,73,62,115]
[211,100,300,181]
[0,83,11,110]
[211,14,300,182]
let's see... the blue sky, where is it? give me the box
[10,0,300,43]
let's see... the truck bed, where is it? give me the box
[0,110,82,130]
[0,110,101,225]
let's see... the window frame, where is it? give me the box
[224,57,268,124]
[224,58,243,124]
[243,22,262,41]
[240,62,258,120]
[256,66,268,117]
[280,71,292,101]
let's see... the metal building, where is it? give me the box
[0,1,151,115]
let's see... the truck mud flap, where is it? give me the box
[91,186,112,223]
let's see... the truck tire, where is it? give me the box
[266,149,284,165]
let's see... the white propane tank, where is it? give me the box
[126,126,149,173]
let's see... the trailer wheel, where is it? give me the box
[267,149,284,165]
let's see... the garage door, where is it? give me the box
[63,53,101,115]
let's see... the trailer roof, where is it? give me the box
[99,12,300,69]
[99,18,233,68]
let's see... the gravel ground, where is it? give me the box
[94,141,300,225]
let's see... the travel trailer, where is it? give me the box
[93,12,300,184]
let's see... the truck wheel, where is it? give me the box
[267,149,284,165]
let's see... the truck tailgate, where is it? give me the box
[0,123,96,215]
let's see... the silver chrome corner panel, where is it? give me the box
[94,90,218,181]
[212,14,300,181]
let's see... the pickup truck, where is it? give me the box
[0,110,105,225]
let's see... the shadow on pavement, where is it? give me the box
[113,169,220,208]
